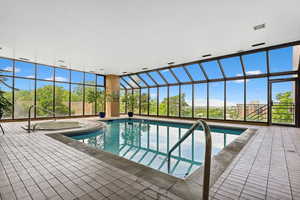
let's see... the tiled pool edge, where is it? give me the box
[46,119,257,200]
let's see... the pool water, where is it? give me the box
[70,119,245,178]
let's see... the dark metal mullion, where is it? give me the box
[120,83,126,89]
[146,72,159,86]
[139,88,141,115]
[169,68,180,83]
[83,73,85,116]
[157,70,168,84]
[244,79,247,121]
[198,63,209,81]
[136,74,149,87]
[34,64,37,118]
[69,70,71,116]
[239,56,247,77]
[207,82,209,119]
[224,81,226,120]
[267,51,271,124]
[147,88,150,115]
[266,51,270,75]
[53,67,56,117]
[179,84,181,117]
[217,60,227,80]
[167,86,169,117]
[192,84,194,118]
[183,65,194,82]
[157,87,159,116]
[12,60,15,119]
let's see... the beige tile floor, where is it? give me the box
[0,118,300,200]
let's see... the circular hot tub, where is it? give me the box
[32,121,83,131]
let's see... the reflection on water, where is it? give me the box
[71,119,242,178]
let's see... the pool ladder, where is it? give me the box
[27,105,57,133]
[167,120,212,200]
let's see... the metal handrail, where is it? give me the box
[28,105,56,133]
[167,120,212,200]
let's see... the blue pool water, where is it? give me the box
[69,119,245,178]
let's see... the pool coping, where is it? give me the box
[47,117,257,200]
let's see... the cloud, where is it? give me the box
[54,76,68,82]
[25,75,35,78]
[246,70,262,75]
[3,67,21,73]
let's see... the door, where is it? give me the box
[270,80,296,125]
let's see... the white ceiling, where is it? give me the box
[0,0,300,75]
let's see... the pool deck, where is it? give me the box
[0,117,299,200]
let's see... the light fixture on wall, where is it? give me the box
[251,42,265,47]
[202,54,211,58]
[253,23,266,31]
[19,57,30,61]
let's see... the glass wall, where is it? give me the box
[0,57,105,119]
[120,43,299,124]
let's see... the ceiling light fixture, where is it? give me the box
[167,62,175,65]
[252,42,265,47]
[253,23,266,31]
[202,54,211,57]
[99,68,104,71]
[57,60,65,63]
[60,65,67,68]
[19,57,30,61]
[122,72,127,74]
[0,47,2,50]
[142,67,148,70]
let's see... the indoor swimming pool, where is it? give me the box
[69,119,246,178]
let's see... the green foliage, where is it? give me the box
[272,91,294,123]
[0,90,12,115]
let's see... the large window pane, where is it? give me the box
[139,73,156,86]
[226,80,244,120]
[133,89,140,114]
[85,73,96,85]
[55,68,70,82]
[37,65,54,80]
[14,78,35,118]
[159,69,177,84]
[148,71,165,85]
[71,84,83,115]
[71,71,84,83]
[159,87,167,116]
[185,64,205,81]
[96,87,105,113]
[120,89,126,113]
[181,84,192,117]
[171,67,191,82]
[242,51,267,75]
[194,83,207,118]
[131,75,146,87]
[55,83,69,116]
[36,81,53,117]
[220,56,244,77]
[0,77,13,118]
[85,85,96,115]
[149,88,157,115]
[0,58,13,75]
[97,75,104,86]
[169,86,179,117]
[15,61,35,78]
[201,61,223,79]
[209,82,224,119]
[246,78,268,122]
[141,88,148,114]
[269,46,298,73]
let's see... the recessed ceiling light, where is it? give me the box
[0,47,2,50]
[99,68,104,71]
[19,57,30,61]
[60,65,67,68]
[202,54,211,57]
[122,72,127,74]
[142,67,148,70]
[167,62,175,65]
[252,42,265,47]
[237,50,244,53]
[57,60,64,63]
[253,23,266,31]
